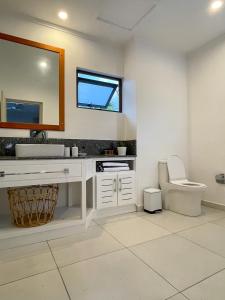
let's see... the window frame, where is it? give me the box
[76,69,122,113]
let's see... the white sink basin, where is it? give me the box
[15,144,65,158]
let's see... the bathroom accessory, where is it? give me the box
[117,147,127,156]
[64,147,70,157]
[72,145,79,157]
[158,155,207,216]
[215,174,225,184]
[8,184,58,227]
[144,188,162,214]
[104,149,114,156]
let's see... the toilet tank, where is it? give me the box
[158,160,169,187]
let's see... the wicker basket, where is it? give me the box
[8,184,58,228]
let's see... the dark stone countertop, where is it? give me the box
[0,155,137,161]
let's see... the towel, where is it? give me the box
[102,162,129,167]
[103,167,130,172]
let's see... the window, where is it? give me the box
[77,69,122,112]
[6,99,42,124]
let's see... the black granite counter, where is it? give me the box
[0,138,136,157]
[0,155,136,161]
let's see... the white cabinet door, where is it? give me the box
[118,171,136,206]
[96,173,118,209]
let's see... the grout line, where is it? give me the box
[56,247,125,269]
[176,231,225,260]
[96,222,180,295]
[94,212,144,225]
[0,268,57,288]
[165,292,190,300]
[179,266,225,295]
[128,246,180,295]
[47,241,71,300]
[98,214,225,297]
[141,211,225,235]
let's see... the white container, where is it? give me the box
[144,188,162,213]
[72,145,79,157]
[64,147,70,157]
[117,147,127,156]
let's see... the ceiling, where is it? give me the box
[1,0,225,53]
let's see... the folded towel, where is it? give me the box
[102,162,129,167]
[103,167,130,172]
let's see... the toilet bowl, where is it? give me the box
[158,155,207,217]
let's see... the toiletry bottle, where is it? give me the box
[64,147,70,157]
[72,145,79,157]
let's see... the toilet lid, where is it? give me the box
[167,155,186,181]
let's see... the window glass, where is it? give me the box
[77,70,121,112]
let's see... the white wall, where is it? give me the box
[188,35,225,206]
[124,39,188,205]
[0,13,124,140]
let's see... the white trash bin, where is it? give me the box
[144,188,162,214]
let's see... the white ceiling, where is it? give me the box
[1,0,225,53]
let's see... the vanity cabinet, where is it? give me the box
[96,171,136,209]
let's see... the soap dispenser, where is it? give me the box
[72,145,79,157]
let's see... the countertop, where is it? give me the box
[0,155,136,161]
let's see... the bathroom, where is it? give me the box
[0,0,225,299]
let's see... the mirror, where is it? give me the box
[0,33,64,131]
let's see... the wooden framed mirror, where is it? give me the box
[0,32,64,131]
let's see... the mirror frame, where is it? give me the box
[0,32,65,131]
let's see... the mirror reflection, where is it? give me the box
[0,39,59,125]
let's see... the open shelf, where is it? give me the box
[0,206,83,240]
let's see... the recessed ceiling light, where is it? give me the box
[58,10,68,20]
[209,0,224,12]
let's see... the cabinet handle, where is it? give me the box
[119,178,122,191]
[0,168,69,177]
[113,178,117,192]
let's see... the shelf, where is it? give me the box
[0,206,83,240]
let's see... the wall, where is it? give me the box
[0,13,124,140]
[124,39,188,206]
[188,35,225,206]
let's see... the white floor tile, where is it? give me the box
[0,270,69,300]
[94,211,145,225]
[61,249,176,300]
[102,217,170,247]
[212,217,225,228]
[131,235,225,290]
[49,225,123,267]
[184,269,225,300]
[179,222,225,257]
[142,207,225,233]
[0,242,56,285]
[168,294,187,300]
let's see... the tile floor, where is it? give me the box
[1,206,225,299]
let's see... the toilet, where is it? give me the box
[158,155,207,216]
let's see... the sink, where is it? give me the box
[15,144,65,158]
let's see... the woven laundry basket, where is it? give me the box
[8,184,58,228]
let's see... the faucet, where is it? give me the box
[30,130,47,141]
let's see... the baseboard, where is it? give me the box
[202,200,225,211]
[95,204,137,219]
[0,224,86,251]
[136,205,144,212]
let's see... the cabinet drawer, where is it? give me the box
[0,161,82,185]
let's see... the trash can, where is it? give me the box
[144,188,162,214]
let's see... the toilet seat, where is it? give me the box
[167,155,207,189]
[171,179,207,189]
